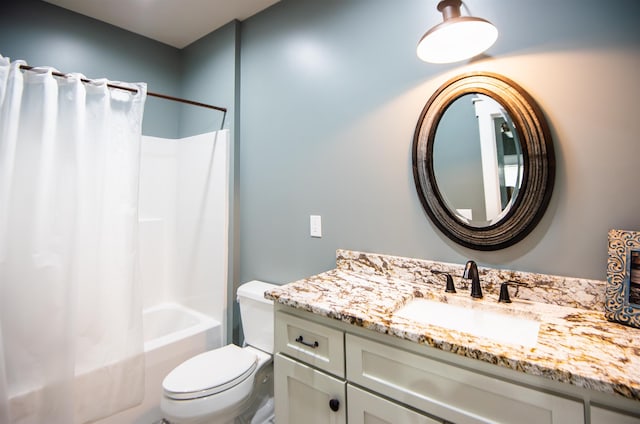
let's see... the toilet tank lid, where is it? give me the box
[237,280,277,303]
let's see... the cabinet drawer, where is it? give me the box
[275,311,345,377]
[346,334,584,424]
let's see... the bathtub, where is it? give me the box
[144,303,222,352]
[95,303,223,424]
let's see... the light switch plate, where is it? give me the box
[310,215,322,238]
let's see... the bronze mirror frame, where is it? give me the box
[412,72,555,250]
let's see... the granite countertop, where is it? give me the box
[265,250,640,402]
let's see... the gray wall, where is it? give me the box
[179,21,238,138]
[238,0,640,284]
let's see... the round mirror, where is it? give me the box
[433,93,524,227]
[412,72,555,250]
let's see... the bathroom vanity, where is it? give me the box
[267,250,640,424]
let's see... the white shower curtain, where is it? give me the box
[0,55,146,424]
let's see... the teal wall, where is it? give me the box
[179,21,238,138]
[2,0,640,340]
[238,0,640,285]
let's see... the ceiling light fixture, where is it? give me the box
[417,0,498,64]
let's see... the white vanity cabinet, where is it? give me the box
[273,306,638,424]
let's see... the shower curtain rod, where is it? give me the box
[18,65,227,114]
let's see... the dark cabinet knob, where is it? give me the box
[329,398,340,412]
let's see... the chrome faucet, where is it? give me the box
[463,260,483,298]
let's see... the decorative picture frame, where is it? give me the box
[606,229,640,328]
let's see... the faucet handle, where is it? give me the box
[431,270,456,293]
[498,280,529,303]
[444,274,456,293]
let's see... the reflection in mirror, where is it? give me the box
[433,94,523,227]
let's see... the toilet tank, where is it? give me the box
[237,280,277,354]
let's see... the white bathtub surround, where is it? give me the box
[139,130,229,325]
[0,55,147,423]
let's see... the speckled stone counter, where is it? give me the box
[266,250,640,402]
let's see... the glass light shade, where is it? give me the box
[417,16,498,64]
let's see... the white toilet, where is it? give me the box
[161,280,277,424]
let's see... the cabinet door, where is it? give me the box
[591,405,640,424]
[274,353,346,424]
[346,334,584,424]
[348,384,441,424]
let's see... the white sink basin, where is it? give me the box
[393,298,540,347]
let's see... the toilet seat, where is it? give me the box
[163,344,257,400]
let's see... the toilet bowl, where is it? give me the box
[160,281,277,424]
